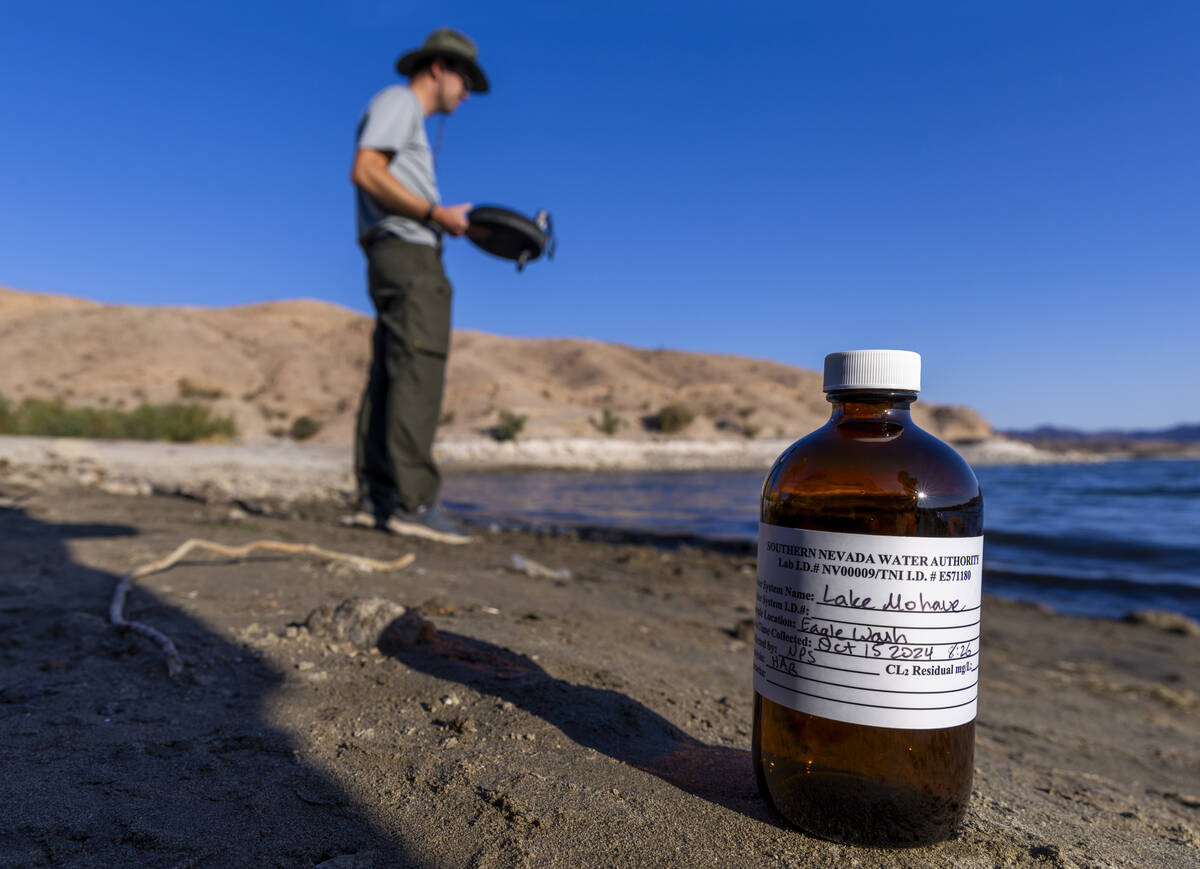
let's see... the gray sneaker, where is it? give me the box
[340,496,390,530]
[384,506,472,545]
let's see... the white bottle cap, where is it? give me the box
[823,349,921,392]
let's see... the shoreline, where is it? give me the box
[0,433,1105,492]
[438,434,1116,470]
[2,433,1195,631]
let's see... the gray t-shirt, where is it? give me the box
[355,85,441,248]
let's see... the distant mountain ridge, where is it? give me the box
[1003,424,1200,443]
[0,285,993,444]
[1001,423,1200,459]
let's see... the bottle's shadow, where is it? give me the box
[390,628,778,824]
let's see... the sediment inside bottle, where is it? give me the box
[755,696,974,846]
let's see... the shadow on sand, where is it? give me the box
[390,628,779,826]
[0,501,415,868]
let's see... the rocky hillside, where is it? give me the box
[0,287,992,444]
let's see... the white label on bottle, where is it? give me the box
[754,524,983,730]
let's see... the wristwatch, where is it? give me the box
[423,203,436,223]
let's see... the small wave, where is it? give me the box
[1075,485,1200,498]
[454,512,756,555]
[984,567,1200,599]
[984,529,1200,566]
[984,559,1128,584]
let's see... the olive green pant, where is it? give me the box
[354,235,452,514]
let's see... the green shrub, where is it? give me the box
[493,409,528,442]
[597,407,622,436]
[289,416,321,441]
[656,402,695,434]
[0,394,236,442]
[177,378,225,400]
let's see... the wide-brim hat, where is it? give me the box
[395,28,489,94]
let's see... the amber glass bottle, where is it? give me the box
[752,350,983,846]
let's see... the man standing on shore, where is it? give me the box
[347,28,487,543]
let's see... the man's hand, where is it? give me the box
[433,203,472,237]
[351,150,472,239]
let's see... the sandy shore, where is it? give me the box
[1,466,1198,866]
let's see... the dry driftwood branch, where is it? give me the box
[109,538,416,677]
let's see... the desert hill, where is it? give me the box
[0,286,991,444]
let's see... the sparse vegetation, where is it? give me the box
[177,378,225,400]
[0,395,236,442]
[737,406,759,438]
[655,402,695,435]
[597,407,622,436]
[289,416,321,441]
[493,409,528,442]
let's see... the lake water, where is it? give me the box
[442,458,1200,622]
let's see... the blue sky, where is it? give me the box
[1,1,1197,430]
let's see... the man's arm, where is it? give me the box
[350,148,471,236]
